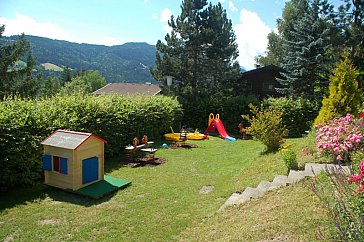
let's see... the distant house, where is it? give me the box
[241,65,285,98]
[93,83,161,96]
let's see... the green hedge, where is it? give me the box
[262,97,320,137]
[180,95,259,134]
[0,94,182,191]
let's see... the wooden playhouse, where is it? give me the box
[41,129,107,191]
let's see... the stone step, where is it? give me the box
[304,163,326,176]
[219,163,350,211]
[218,192,241,211]
[288,170,306,183]
[256,180,272,192]
[268,175,291,190]
[304,163,351,176]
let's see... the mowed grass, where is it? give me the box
[178,182,333,241]
[0,137,330,241]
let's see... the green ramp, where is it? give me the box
[73,175,131,199]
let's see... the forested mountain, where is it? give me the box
[2,35,157,83]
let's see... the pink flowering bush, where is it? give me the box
[348,160,364,193]
[315,114,364,163]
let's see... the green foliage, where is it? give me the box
[282,149,299,172]
[0,27,39,99]
[262,97,320,137]
[308,171,364,241]
[39,76,61,97]
[315,53,362,125]
[60,70,106,95]
[151,0,241,99]
[60,66,73,85]
[181,95,259,132]
[242,104,287,152]
[255,31,284,67]
[0,97,43,192]
[277,0,336,98]
[337,0,364,86]
[0,94,182,191]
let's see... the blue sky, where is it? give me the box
[0,0,340,69]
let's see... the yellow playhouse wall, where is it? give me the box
[43,146,74,190]
[73,137,105,190]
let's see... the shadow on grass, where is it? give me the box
[0,183,121,211]
[104,139,171,173]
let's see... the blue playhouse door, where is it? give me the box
[82,157,99,184]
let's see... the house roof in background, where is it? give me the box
[41,129,107,150]
[93,83,161,96]
[241,64,285,77]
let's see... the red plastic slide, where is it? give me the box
[213,119,229,139]
[208,119,236,141]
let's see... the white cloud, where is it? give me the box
[0,13,121,46]
[234,9,271,70]
[229,1,238,12]
[0,13,72,40]
[159,8,173,34]
[160,8,172,23]
[144,0,149,2]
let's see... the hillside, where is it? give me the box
[3,35,157,83]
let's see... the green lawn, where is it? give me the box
[0,137,332,241]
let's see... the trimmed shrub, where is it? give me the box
[242,104,287,152]
[0,97,43,192]
[262,97,320,137]
[0,94,182,191]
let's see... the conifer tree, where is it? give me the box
[256,0,309,67]
[150,0,240,99]
[315,53,362,125]
[277,0,336,99]
[0,26,38,98]
[337,0,364,90]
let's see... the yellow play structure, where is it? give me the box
[41,129,107,191]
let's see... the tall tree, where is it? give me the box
[315,52,362,125]
[60,66,73,86]
[0,25,38,98]
[150,0,240,99]
[256,0,309,67]
[337,0,364,89]
[276,0,337,99]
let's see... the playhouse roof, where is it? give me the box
[41,130,107,150]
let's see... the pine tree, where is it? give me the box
[315,53,362,125]
[60,66,73,86]
[150,0,240,99]
[276,0,336,99]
